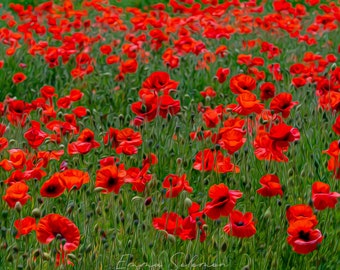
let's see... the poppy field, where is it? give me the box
[0,0,340,269]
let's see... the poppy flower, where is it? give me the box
[193,149,240,173]
[152,212,183,236]
[14,216,36,239]
[24,121,48,149]
[233,92,264,116]
[200,86,216,98]
[142,71,179,95]
[162,174,193,198]
[311,181,340,210]
[120,59,138,74]
[230,74,256,94]
[287,220,323,254]
[125,165,152,193]
[214,124,246,155]
[260,82,276,100]
[2,182,31,208]
[286,204,318,227]
[157,95,181,119]
[68,128,100,155]
[40,173,66,198]
[257,174,283,197]
[223,210,256,238]
[12,72,27,84]
[179,216,206,242]
[269,123,300,148]
[332,115,340,135]
[95,164,126,194]
[215,67,230,83]
[270,93,298,118]
[202,107,222,128]
[59,169,90,191]
[36,214,80,253]
[204,183,243,220]
[6,99,32,127]
[0,137,8,152]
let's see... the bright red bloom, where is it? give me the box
[95,164,126,194]
[332,115,340,135]
[0,137,8,152]
[162,174,193,198]
[233,92,264,116]
[224,210,256,238]
[270,93,298,118]
[12,72,27,84]
[36,214,80,253]
[125,165,152,193]
[14,216,36,239]
[200,86,216,99]
[40,173,65,198]
[2,182,31,208]
[215,67,230,83]
[260,82,276,100]
[311,181,340,210]
[68,128,100,155]
[24,121,48,148]
[257,174,283,197]
[6,99,32,127]
[59,169,90,191]
[230,74,256,94]
[287,220,323,255]
[120,59,138,74]
[152,212,183,236]
[142,71,179,95]
[193,149,240,174]
[204,183,242,220]
[286,205,318,227]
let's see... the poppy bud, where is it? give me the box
[32,208,41,218]
[144,197,152,206]
[184,197,192,208]
[15,202,22,213]
[176,158,182,165]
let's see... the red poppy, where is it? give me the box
[257,174,283,197]
[152,212,183,236]
[125,165,152,193]
[215,67,230,83]
[12,72,27,84]
[24,121,48,149]
[36,214,80,253]
[200,86,216,99]
[229,74,256,94]
[157,95,181,118]
[180,216,206,242]
[260,82,276,100]
[193,149,240,174]
[213,120,246,155]
[224,210,256,238]
[68,128,100,155]
[162,174,193,198]
[14,216,36,239]
[322,140,340,179]
[40,173,66,198]
[0,137,8,152]
[6,99,32,127]
[59,169,90,191]
[287,220,323,254]
[286,205,318,227]
[233,92,264,116]
[204,183,242,220]
[311,181,340,210]
[269,123,300,148]
[0,148,26,171]
[95,164,126,194]
[120,58,138,74]
[142,71,179,95]
[332,115,340,135]
[270,93,298,118]
[2,182,31,208]
[72,106,87,118]
[202,107,222,128]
